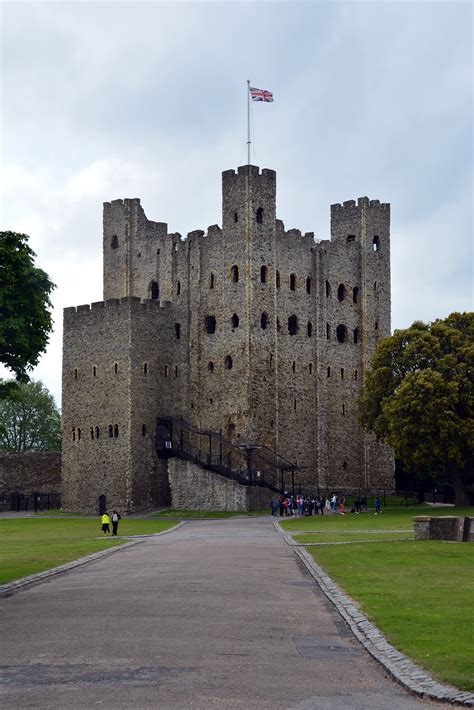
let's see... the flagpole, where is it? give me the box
[247,79,251,165]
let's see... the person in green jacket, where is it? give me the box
[101,512,111,535]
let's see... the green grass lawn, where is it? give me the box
[279,505,474,532]
[152,508,269,518]
[0,518,178,585]
[308,540,474,691]
[293,531,412,543]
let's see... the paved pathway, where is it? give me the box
[0,517,446,709]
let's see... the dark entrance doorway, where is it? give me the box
[99,495,107,515]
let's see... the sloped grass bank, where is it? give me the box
[307,538,474,691]
[294,531,412,543]
[0,518,178,585]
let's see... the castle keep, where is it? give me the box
[61,165,394,513]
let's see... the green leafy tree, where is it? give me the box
[0,380,61,452]
[360,313,474,505]
[0,231,55,394]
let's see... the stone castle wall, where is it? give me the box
[62,164,395,512]
[0,452,61,509]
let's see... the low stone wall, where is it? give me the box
[168,458,275,512]
[0,452,62,510]
[413,515,473,542]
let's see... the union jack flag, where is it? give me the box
[249,86,274,102]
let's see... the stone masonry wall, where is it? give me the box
[0,452,61,508]
[61,163,395,512]
[168,458,250,511]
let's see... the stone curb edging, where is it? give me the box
[295,546,474,707]
[0,540,143,599]
[0,521,185,599]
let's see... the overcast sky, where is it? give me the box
[1,0,472,405]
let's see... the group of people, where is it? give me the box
[100,510,121,536]
[270,493,382,516]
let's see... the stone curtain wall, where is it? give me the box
[168,458,273,512]
[0,452,61,505]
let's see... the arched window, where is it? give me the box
[150,281,159,300]
[231,313,239,329]
[342,404,346,416]
[175,323,181,339]
[260,265,267,283]
[143,362,148,375]
[225,355,233,369]
[276,271,281,290]
[95,426,100,439]
[111,235,119,249]
[354,369,358,381]
[375,321,379,330]
[288,315,298,336]
[307,321,313,337]
[93,365,97,377]
[90,426,94,440]
[261,312,268,329]
[325,280,331,298]
[327,366,331,377]
[277,318,281,332]
[353,328,360,344]
[208,361,214,372]
[233,211,238,223]
[164,365,168,377]
[72,428,76,442]
[373,235,380,252]
[374,281,377,290]
[341,368,344,379]
[309,363,313,374]
[353,286,359,304]
[109,424,113,438]
[337,284,346,301]
[326,323,331,340]
[177,281,181,295]
[74,368,78,380]
[113,424,119,438]
[290,273,297,291]
[174,365,178,377]
[256,207,263,224]
[205,315,216,334]
[142,424,147,437]
[231,265,239,283]
[292,361,296,373]
[336,324,348,343]
[77,428,81,441]
[210,273,215,289]
[306,277,311,294]
[114,363,118,374]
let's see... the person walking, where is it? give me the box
[111,510,121,535]
[374,496,382,515]
[101,511,111,535]
[339,495,345,515]
[270,499,277,517]
[331,493,337,514]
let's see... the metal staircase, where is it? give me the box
[156,417,301,495]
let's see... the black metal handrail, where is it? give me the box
[156,416,300,494]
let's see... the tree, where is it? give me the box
[0,231,55,392]
[360,313,474,505]
[0,380,61,452]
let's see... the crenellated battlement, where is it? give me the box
[64,296,170,322]
[331,198,390,213]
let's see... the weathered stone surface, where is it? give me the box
[0,452,61,510]
[413,516,472,542]
[62,165,395,513]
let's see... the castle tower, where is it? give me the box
[61,164,394,514]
